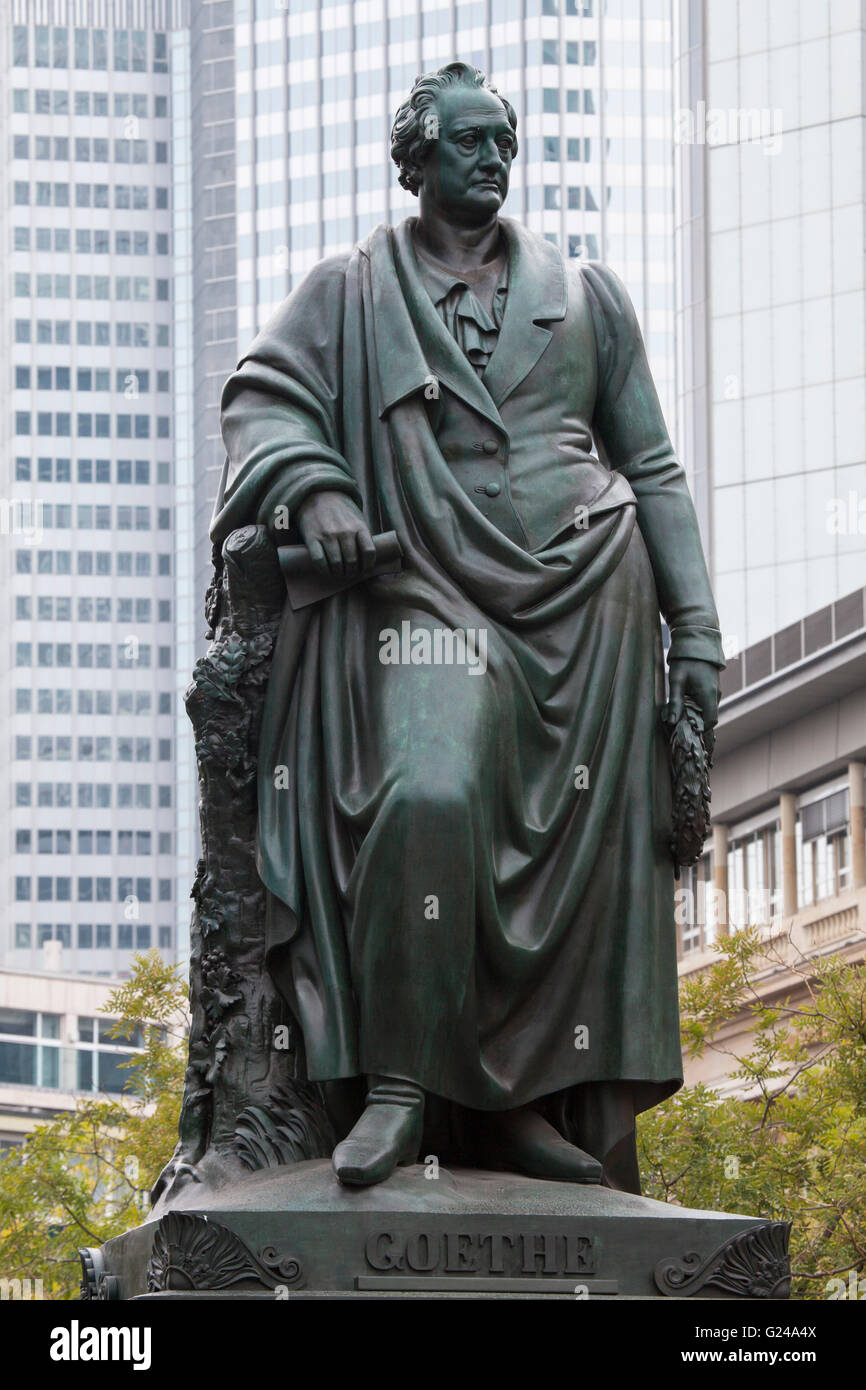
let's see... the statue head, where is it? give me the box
[390,62,518,224]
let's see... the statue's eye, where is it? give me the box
[497,138,513,155]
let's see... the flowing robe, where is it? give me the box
[212,216,724,1135]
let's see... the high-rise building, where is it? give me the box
[187,0,681,607]
[1,1,187,980]
[183,0,238,666]
[673,0,866,653]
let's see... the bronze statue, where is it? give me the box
[180,62,724,1198]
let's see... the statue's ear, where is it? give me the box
[412,154,429,194]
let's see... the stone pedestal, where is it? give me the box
[80,1160,790,1300]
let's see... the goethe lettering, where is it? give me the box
[366,1229,595,1275]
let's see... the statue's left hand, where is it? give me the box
[664,658,720,738]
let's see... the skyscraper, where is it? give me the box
[1,1,186,978]
[674,0,866,653]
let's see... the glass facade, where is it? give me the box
[1,4,184,975]
[170,26,196,965]
[675,0,866,652]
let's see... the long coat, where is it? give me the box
[212,216,724,1119]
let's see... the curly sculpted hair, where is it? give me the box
[390,61,518,196]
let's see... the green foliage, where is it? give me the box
[638,926,866,1300]
[0,952,186,1300]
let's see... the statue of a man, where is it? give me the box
[211,63,724,1194]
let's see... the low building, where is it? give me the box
[678,587,866,1095]
[0,964,143,1148]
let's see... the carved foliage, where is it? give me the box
[152,527,333,1207]
[146,1212,304,1293]
[654,1221,792,1299]
[233,1085,335,1172]
[668,696,713,874]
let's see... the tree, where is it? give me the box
[0,951,186,1301]
[638,925,866,1299]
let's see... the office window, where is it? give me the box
[0,1009,62,1088]
[34,26,50,66]
[76,1017,142,1093]
[52,28,68,66]
[798,793,852,905]
[114,29,129,70]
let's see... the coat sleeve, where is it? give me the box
[580,260,725,669]
[211,252,362,545]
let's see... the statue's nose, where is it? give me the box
[478,140,503,172]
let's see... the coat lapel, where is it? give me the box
[366,221,505,433]
[363,215,567,428]
[481,218,568,407]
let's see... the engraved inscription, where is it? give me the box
[364,1230,595,1277]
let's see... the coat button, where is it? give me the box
[482,439,499,455]
[484,481,501,497]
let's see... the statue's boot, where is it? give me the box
[332,1075,424,1187]
[473,1107,603,1184]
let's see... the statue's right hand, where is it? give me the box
[295,490,377,578]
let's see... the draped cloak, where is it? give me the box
[212,216,724,1131]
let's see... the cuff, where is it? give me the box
[255,465,362,532]
[668,624,726,669]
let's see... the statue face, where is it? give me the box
[418,85,515,223]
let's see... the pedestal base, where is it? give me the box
[81,1159,790,1300]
